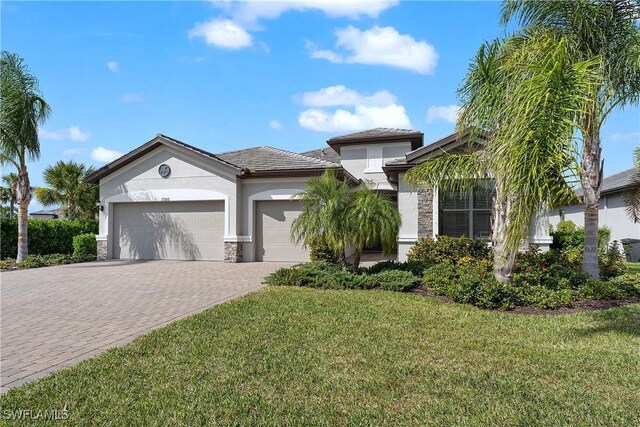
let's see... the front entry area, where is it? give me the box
[254,200,309,262]
[111,201,225,260]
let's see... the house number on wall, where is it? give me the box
[161,197,170,201]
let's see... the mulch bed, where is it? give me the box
[410,285,640,314]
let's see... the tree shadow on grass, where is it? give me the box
[574,304,640,337]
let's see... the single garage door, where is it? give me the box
[112,201,225,260]
[255,200,309,262]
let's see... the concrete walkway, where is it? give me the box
[0,260,284,392]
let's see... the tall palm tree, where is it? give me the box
[0,172,18,218]
[501,0,640,278]
[624,146,640,222]
[291,170,401,270]
[406,29,597,282]
[0,51,51,261]
[34,160,98,220]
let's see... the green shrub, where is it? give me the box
[422,264,457,295]
[308,236,338,263]
[367,270,417,292]
[73,233,97,259]
[407,236,491,267]
[264,262,418,292]
[0,217,98,259]
[551,220,611,253]
[580,274,640,300]
[365,260,427,276]
[0,253,92,271]
[519,286,575,309]
[599,241,627,280]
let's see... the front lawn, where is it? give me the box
[626,262,640,274]
[2,288,639,425]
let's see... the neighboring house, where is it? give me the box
[29,208,61,220]
[549,168,640,262]
[85,128,552,262]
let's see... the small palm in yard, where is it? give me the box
[291,169,401,270]
[0,172,18,218]
[0,51,50,261]
[34,160,98,220]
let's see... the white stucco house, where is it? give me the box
[549,168,640,262]
[86,128,552,263]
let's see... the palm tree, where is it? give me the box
[500,0,640,278]
[624,146,640,222]
[291,169,352,268]
[0,172,18,218]
[406,29,597,283]
[34,160,98,220]
[0,51,51,261]
[347,186,401,270]
[291,169,401,270]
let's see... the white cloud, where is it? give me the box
[193,1,398,50]
[91,147,123,163]
[188,19,252,49]
[121,92,143,102]
[68,125,91,142]
[299,104,411,132]
[221,1,398,27]
[297,85,410,132]
[300,85,396,108]
[39,126,91,142]
[426,105,460,124]
[107,61,118,72]
[309,25,438,74]
[609,131,640,141]
[269,120,283,130]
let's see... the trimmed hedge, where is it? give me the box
[73,233,97,258]
[0,217,98,259]
[264,261,419,292]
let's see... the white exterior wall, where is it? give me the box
[340,142,410,191]
[98,147,238,258]
[397,172,419,262]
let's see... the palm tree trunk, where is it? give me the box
[491,180,516,283]
[16,166,31,262]
[581,114,601,279]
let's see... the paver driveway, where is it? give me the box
[0,260,284,392]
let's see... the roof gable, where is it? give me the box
[327,128,423,154]
[85,134,243,183]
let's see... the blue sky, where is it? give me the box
[2,1,639,212]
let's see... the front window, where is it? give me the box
[366,146,383,172]
[439,182,494,240]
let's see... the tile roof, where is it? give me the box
[328,128,422,142]
[216,146,340,172]
[576,168,639,196]
[300,147,341,164]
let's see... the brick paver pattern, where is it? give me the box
[0,260,284,392]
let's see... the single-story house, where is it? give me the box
[85,128,552,262]
[549,168,640,262]
[29,208,62,220]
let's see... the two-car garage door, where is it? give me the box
[111,199,309,262]
[112,201,225,260]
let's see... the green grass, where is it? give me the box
[2,288,639,426]
[626,262,640,274]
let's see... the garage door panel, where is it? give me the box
[112,201,224,261]
[255,201,309,262]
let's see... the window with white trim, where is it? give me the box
[366,146,383,172]
[439,181,494,240]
